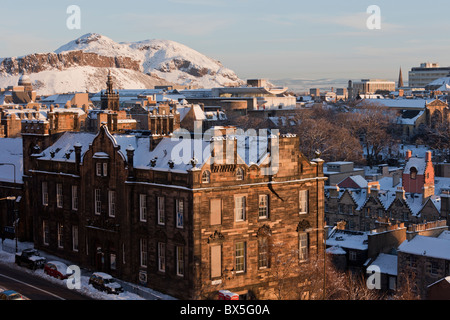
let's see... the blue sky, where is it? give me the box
[1,0,450,83]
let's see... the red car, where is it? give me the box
[44,261,70,280]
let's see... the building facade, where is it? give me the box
[22,123,326,299]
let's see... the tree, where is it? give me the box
[346,103,400,166]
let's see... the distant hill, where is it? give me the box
[0,33,244,95]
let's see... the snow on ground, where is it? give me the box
[0,239,175,300]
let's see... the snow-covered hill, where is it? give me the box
[0,33,243,95]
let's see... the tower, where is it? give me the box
[101,70,120,111]
[398,67,404,89]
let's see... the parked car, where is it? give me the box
[15,248,46,270]
[88,272,123,294]
[0,290,27,300]
[44,261,70,280]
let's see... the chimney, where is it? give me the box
[126,145,135,179]
[368,181,380,198]
[405,150,412,161]
[426,151,432,163]
[329,185,340,198]
[74,142,82,173]
[396,187,406,200]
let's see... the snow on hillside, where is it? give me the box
[0,67,168,95]
[0,33,243,95]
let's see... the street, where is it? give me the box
[0,263,92,300]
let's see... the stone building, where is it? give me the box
[397,227,450,299]
[325,150,448,232]
[21,122,327,300]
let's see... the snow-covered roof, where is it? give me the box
[360,98,428,110]
[367,253,398,276]
[326,229,368,251]
[39,132,96,162]
[326,246,346,255]
[398,235,450,260]
[404,156,427,175]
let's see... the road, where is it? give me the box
[0,263,92,300]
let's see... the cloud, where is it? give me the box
[167,0,225,5]
[118,13,235,37]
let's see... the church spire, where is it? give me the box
[398,67,404,88]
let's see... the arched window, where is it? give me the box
[202,170,210,183]
[236,167,244,181]
[410,167,417,180]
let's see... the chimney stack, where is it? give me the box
[405,150,412,161]
[396,186,406,200]
[126,145,135,179]
[426,151,432,163]
[74,142,82,173]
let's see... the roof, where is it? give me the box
[338,175,368,189]
[398,235,450,260]
[404,156,427,175]
[39,132,96,163]
[326,229,368,251]
[367,253,398,276]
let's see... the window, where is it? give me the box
[158,242,166,272]
[72,185,78,211]
[42,182,48,206]
[378,208,384,217]
[110,253,116,270]
[427,261,439,276]
[299,190,308,214]
[210,199,222,225]
[176,199,184,228]
[235,196,246,221]
[210,245,222,278]
[258,237,269,269]
[140,238,147,267]
[140,194,147,222]
[389,276,397,290]
[235,242,246,273]
[259,195,269,219]
[43,220,49,245]
[57,223,64,248]
[56,184,63,208]
[349,250,357,261]
[108,190,116,217]
[407,256,417,269]
[95,189,101,215]
[96,163,102,176]
[157,197,165,225]
[236,168,244,181]
[410,167,417,180]
[202,170,210,183]
[72,225,79,252]
[299,232,308,261]
[176,246,184,276]
[96,162,108,177]
[403,211,409,221]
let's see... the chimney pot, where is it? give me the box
[406,150,412,161]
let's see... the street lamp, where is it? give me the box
[0,163,16,184]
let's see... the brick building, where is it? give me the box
[21,122,326,299]
[325,150,448,231]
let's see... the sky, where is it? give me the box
[1,0,450,86]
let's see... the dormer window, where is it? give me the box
[202,170,210,183]
[96,162,108,177]
[236,168,244,181]
[410,167,417,180]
